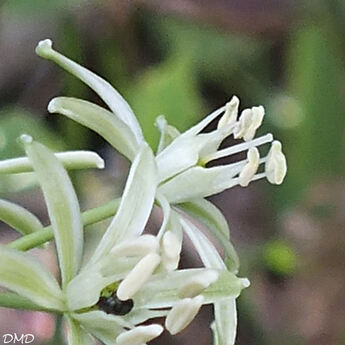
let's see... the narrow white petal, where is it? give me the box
[0,198,43,235]
[0,246,64,310]
[36,39,143,143]
[214,299,237,345]
[156,192,171,239]
[89,144,157,264]
[155,115,180,154]
[73,311,130,345]
[165,296,204,335]
[117,253,161,301]
[159,164,243,204]
[65,315,94,345]
[177,198,239,273]
[21,135,83,288]
[0,151,104,174]
[116,324,163,345]
[48,97,138,161]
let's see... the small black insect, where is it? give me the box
[97,292,134,316]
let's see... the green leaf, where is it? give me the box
[0,151,104,174]
[0,198,43,235]
[48,97,138,161]
[178,199,239,273]
[89,144,157,264]
[21,135,83,288]
[36,39,143,143]
[0,246,64,310]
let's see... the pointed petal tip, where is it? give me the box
[19,134,33,146]
[36,39,54,58]
[241,278,250,288]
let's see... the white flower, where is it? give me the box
[0,136,248,345]
[31,39,287,345]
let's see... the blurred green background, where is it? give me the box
[0,0,345,345]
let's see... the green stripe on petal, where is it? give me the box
[72,311,129,345]
[65,315,94,345]
[48,97,138,161]
[178,199,239,273]
[0,198,43,235]
[89,143,157,264]
[0,151,104,174]
[36,39,143,143]
[21,135,83,288]
[180,217,247,345]
[0,246,64,310]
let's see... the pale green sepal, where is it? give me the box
[0,198,43,235]
[155,115,180,154]
[134,268,246,309]
[36,39,143,143]
[65,314,94,345]
[177,199,239,273]
[0,151,104,174]
[159,163,243,203]
[156,130,227,183]
[180,217,225,269]
[72,311,129,345]
[214,299,237,345]
[156,192,171,239]
[180,217,244,345]
[0,246,64,310]
[89,143,157,264]
[48,97,138,161]
[21,135,83,288]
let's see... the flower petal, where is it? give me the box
[180,217,247,345]
[155,115,180,154]
[0,246,64,310]
[134,268,246,309]
[36,39,143,143]
[0,198,43,235]
[48,97,138,161]
[65,315,94,345]
[89,143,157,264]
[159,164,242,204]
[21,135,83,288]
[72,311,130,345]
[0,151,104,174]
[178,198,239,273]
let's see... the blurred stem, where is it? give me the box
[0,292,57,312]
[8,198,121,251]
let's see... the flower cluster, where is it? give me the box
[0,39,287,345]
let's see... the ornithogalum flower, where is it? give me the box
[31,39,287,345]
[0,136,249,345]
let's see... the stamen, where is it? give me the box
[265,140,287,184]
[165,295,204,335]
[178,269,219,298]
[217,96,239,129]
[116,324,163,345]
[110,235,159,257]
[234,106,264,141]
[202,133,273,163]
[238,147,260,187]
[117,253,160,301]
[161,231,182,272]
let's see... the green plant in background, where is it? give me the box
[0,39,287,345]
